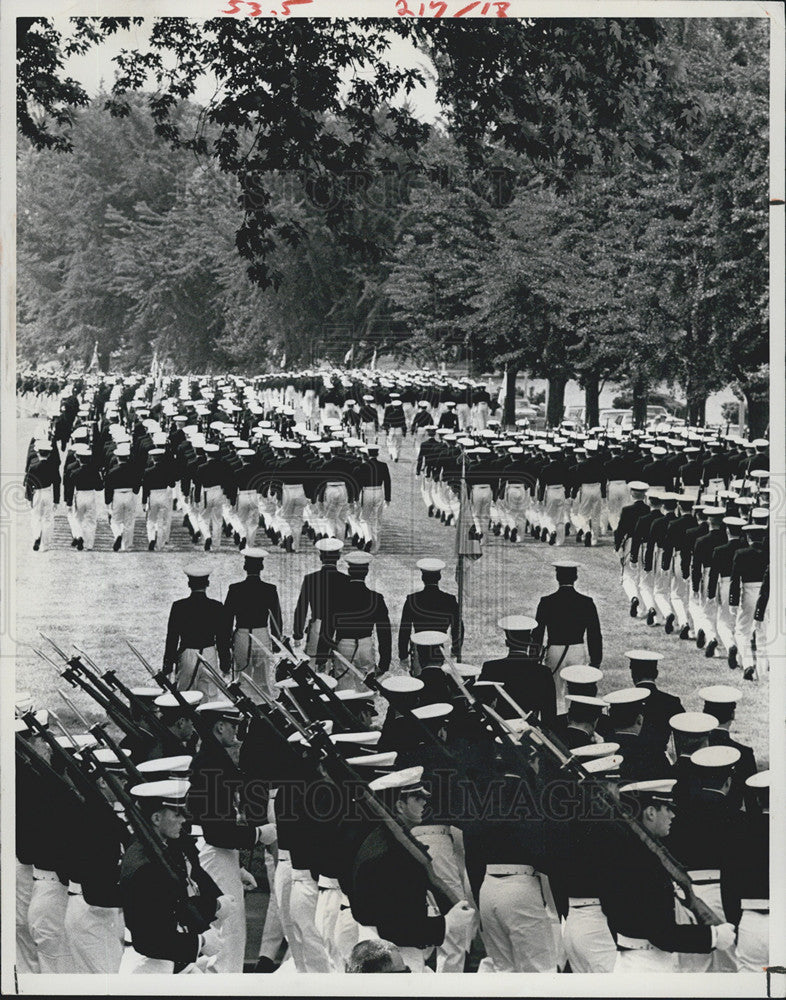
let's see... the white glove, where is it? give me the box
[444,900,475,937]
[256,823,277,846]
[712,922,736,951]
[199,925,223,958]
[214,894,233,922]
[239,867,257,892]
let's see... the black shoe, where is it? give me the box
[492,523,501,536]
[468,526,477,540]
[696,628,706,649]
[76,538,84,551]
[233,531,240,545]
[148,538,156,551]
[728,645,739,670]
[365,539,373,552]
[204,537,212,551]
[743,666,756,681]
[440,512,446,524]
[549,531,557,546]
[239,538,247,551]
[565,524,572,537]
[575,529,584,544]
[182,515,189,527]
[705,639,718,658]
[584,531,592,547]
[679,624,691,640]
[284,536,293,552]
[253,957,279,974]
[664,613,675,635]
[503,526,510,540]
[510,528,518,543]
[193,531,202,543]
[113,536,122,552]
[71,537,79,548]
[629,597,639,618]
[427,505,434,517]
[33,537,41,551]
[646,608,656,626]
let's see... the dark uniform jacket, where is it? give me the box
[24,451,62,504]
[478,653,557,728]
[293,565,354,664]
[163,592,232,673]
[614,499,649,552]
[721,810,768,926]
[332,579,392,672]
[600,824,713,953]
[729,545,767,606]
[224,576,283,636]
[533,586,603,666]
[707,536,747,599]
[187,739,258,851]
[350,824,446,949]
[635,681,683,755]
[397,584,463,660]
[708,728,758,813]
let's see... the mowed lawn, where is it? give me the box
[14,412,770,766]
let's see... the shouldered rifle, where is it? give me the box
[77,647,183,755]
[58,688,145,786]
[53,714,207,934]
[325,638,460,766]
[236,668,461,915]
[16,732,92,809]
[23,709,113,814]
[472,682,723,927]
[39,639,147,745]
[268,634,373,733]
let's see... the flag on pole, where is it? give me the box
[87,340,100,373]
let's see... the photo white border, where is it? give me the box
[1,1,783,995]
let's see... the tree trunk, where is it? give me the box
[584,374,600,428]
[744,391,768,439]
[632,376,648,429]
[547,376,566,427]
[686,393,707,427]
[503,367,518,428]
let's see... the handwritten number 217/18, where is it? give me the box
[395,0,510,14]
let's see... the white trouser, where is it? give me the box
[119,945,174,974]
[669,566,689,628]
[31,487,55,549]
[478,871,557,973]
[199,485,225,546]
[614,943,676,973]
[412,827,475,973]
[198,844,245,973]
[314,879,360,973]
[563,901,616,973]
[111,488,138,550]
[334,636,375,691]
[386,427,403,460]
[621,552,643,605]
[716,577,737,651]
[472,402,489,430]
[74,490,99,549]
[258,847,285,962]
[546,643,586,713]
[503,484,527,531]
[677,883,736,972]
[653,556,674,621]
[736,909,768,972]
[456,403,471,430]
[361,422,377,444]
[280,484,308,549]
[146,487,173,548]
[605,481,630,532]
[16,862,39,974]
[273,855,301,969]
[735,582,761,672]
[420,474,434,510]
[698,568,718,642]
[571,483,603,539]
[470,484,492,536]
[28,873,70,973]
[688,580,703,635]
[236,490,260,545]
[638,561,657,616]
[63,892,124,974]
[175,645,222,701]
[360,486,385,553]
[323,483,349,538]
[289,869,331,973]
[233,628,274,699]
[542,485,566,542]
